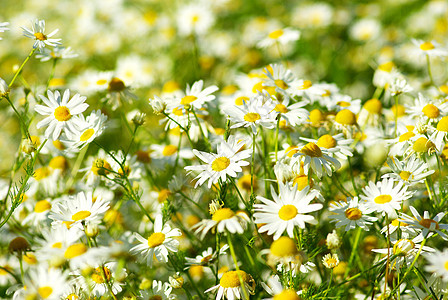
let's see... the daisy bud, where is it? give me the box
[9,237,30,255]
[0,77,8,97]
[149,96,167,115]
[85,222,99,238]
[326,230,341,250]
[169,272,184,289]
[132,112,146,126]
[21,137,38,154]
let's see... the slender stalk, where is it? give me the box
[227,234,250,300]
[274,116,280,162]
[250,132,256,199]
[45,58,58,91]
[191,108,210,151]
[345,227,362,277]
[394,95,399,138]
[9,48,36,88]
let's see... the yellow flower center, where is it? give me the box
[363,98,382,114]
[299,80,312,90]
[269,29,284,39]
[64,243,87,259]
[273,290,300,300]
[293,175,309,191]
[49,156,67,170]
[149,296,163,300]
[54,106,72,122]
[200,254,214,264]
[398,131,415,142]
[66,293,79,300]
[23,253,37,264]
[399,171,412,181]
[285,145,299,157]
[96,79,108,85]
[34,32,47,41]
[34,200,51,213]
[80,128,95,141]
[308,109,324,125]
[420,41,435,51]
[345,207,362,220]
[278,205,298,221]
[163,80,180,93]
[325,258,338,268]
[274,79,288,89]
[391,219,408,227]
[71,210,92,221]
[437,116,448,131]
[211,157,230,172]
[91,159,111,176]
[422,104,440,119]
[235,96,249,106]
[91,267,112,284]
[158,189,171,203]
[244,112,261,123]
[34,167,51,181]
[53,140,65,150]
[163,145,178,156]
[392,104,406,117]
[393,239,415,256]
[419,218,440,230]
[38,286,53,299]
[374,195,392,204]
[413,137,434,153]
[252,81,276,95]
[220,270,248,288]
[270,236,298,257]
[212,208,235,221]
[301,142,323,157]
[181,95,198,105]
[337,101,351,107]
[274,104,288,113]
[118,165,131,176]
[52,242,62,248]
[317,134,337,149]
[172,107,184,116]
[335,109,356,125]
[378,61,394,72]
[108,77,126,92]
[147,232,166,248]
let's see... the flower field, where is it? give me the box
[0,0,448,299]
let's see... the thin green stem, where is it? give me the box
[9,48,36,88]
[345,227,362,277]
[274,116,280,162]
[45,58,58,91]
[227,234,250,300]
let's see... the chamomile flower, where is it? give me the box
[382,157,434,186]
[261,275,301,300]
[293,142,341,178]
[185,135,252,188]
[76,262,126,296]
[406,93,448,123]
[34,89,89,140]
[63,110,107,150]
[177,3,215,37]
[139,280,174,300]
[49,191,110,230]
[322,253,339,269]
[185,245,229,266]
[272,97,309,127]
[301,133,354,162]
[22,19,61,50]
[360,178,413,219]
[257,27,300,48]
[130,214,181,267]
[399,206,448,240]
[412,39,448,58]
[173,80,219,110]
[329,197,377,231]
[263,64,300,98]
[424,249,448,282]
[22,199,53,228]
[430,116,448,150]
[254,183,323,240]
[22,266,68,299]
[35,46,78,62]
[205,270,255,300]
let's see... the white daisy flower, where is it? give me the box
[185,245,229,266]
[22,19,61,50]
[424,248,448,282]
[399,206,448,240]
[261,275,301,300]
[49,191,110,230]
[139,280,174,300]
[430,116,448,150]
[172,79,219,110]
[263,64,300,99]
[34,89,89,140]
[322,253,339,269]
[254,183,323,240]
[257,27,300,48]
[176,3,215,37]
[406,93,448,123]
[382,157,434,186]
[360,178,413,219]
[272,96,309,127]
[329,197,377,231]
[22,199,53,228]
[185,135,252,188]
[389,78,413,96]
[130,214,181,267]
[412,39,448,58]
[74,262,126,297]
[22,266,68,299]
[301,133,354,162]
[35,46,78,62]
[63,110,107,150]
[205,270,255,300]
[293,141,341,178]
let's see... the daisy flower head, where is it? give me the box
[22,266,68,300]
[254,182,323,240]
[35,46,78,62]
[430,115,448,150]
[257,27,300,48]
[174,80,219,110]
[34,89,89,140]
[130,214,181,267]
[224,93,276,134]
[205,270,255,300]
[177,3,215,37]
[406,93,448,123]
[322,253,339,269]
[301,133,354,162]
[263,64,299,98]
[360,178,413,219]
[399,206,448,240]
[329,197,378,231]
[389,78,413,96]
[333,108,359,138]
[185,135,252,188]
[424,249,448,282]
[382,157,434,186]
[63,110,107,150]
[265,236,304,271]
[293,141,341,178]
[49,191,110,230]
[22,19,61,50]
[272,96,309,127]
[140,280,174,300]
[185,245,229,266]
[262,275,301,300]
[412,39,448,58]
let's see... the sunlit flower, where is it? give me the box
[205,270,255,300]
[382,157,434,186]
[424,249,448,282]
[399,206,448,240]
[22,19,61,50]
[412,39,448,58]
[329,197,377,231]
[257,27,300,48]
[293,141,341,178]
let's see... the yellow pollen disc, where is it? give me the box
[275,79,288,89]
[337,101,351,107]
[335,109,356,125]
[52,242,62,248]
[64,243,87,259]
[420,41,435,51]
[201,254,213,264]
[422,104,440,119]
[211,157,230,172]
[378,61,395,72]
[181,95,198,105]
[252,81,276,94]
[80,128,95,141]
[66,293,79,300]
[299,80,312,90]
[220,270,248,288]
[162,145,178,156]
[269,29,284,39]
[163,80,180,93]
[38,286,53,299]
[391,219,408,227]
[191,15,199,23]
[34,200,51,213]
[437,116,448,131]
[71,210,91,221]
[244,112,261,122]
[53,140,65,150]
[96,79,108,85]
[30,135,41,147]
[54,106,72,122]
[212,208,235,221]
[317,134,337,149]
[239,174,256,191]
[419,218,440,230]
[147,232,166,248]
[270,236,298,257]
[23,253,37,264]
[275,104,288,113]
[149,296,163,300]
[325,258,338,267]
[278,205,298,221]
[293,175,309,191]
[108,77,126,92]
[172,107,184,116]
[322,90,331,97]
[273,289,300,300]
[92,267,112,283]
[189,265,204,278]
[374,195,392,204]
[301,142,323,157]
[136,150,151,163]
[440,85,448,94]
[345,207,362,220]
[91,159,111,176]
[309,109,324,125]
[285,146,299,157]
[34,167,51,181]
[413,137,433,153]
[399,171,411,181]
[158,189,171,203]
[118,165,131,176]
[363,98,382,114]
[392,104,406,117]
[49,156,67,170]
[235,96,249,106]
[34,32,47,41]
[393,239,415,256]
[398,131,415,142]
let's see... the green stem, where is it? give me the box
[274,116,280,162]
[45,58,58,91]
[345,227,362,277]
[9,48,36,88]
[227,234,250,300]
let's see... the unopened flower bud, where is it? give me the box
[150,96,167,115]
[0,78,8,97]
[169,272,184,289]
[326,230,341,250]
[85,222,99,238]
[9,237,30,254]
[132,112,146,126]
